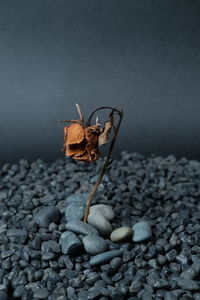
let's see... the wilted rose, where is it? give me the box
[63,122,102,162]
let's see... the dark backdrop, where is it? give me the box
[1,0,200,166]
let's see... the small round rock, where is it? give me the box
[110,227,133,242]
[82,235,108,255]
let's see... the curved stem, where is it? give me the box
[83,108,124,222]
[86,106,123,126]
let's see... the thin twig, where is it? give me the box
[83,107,124,222]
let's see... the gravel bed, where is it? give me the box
[1,151,200,299]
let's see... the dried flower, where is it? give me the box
[60,104,115,162]
[63,122,101,162]
[58,104,123,222]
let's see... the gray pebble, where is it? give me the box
[59,231,82,255]
[13,285,24,298]
[41,240,60,253]
[66,220,99,235]
[110,226,133,242]
[0,291,8,300]
[90,250,123,266]
[88,213,113,236]
[33,287,49,299]
[6,229,28,244]
[174,278,200,291]
[65,193,87,221]
[82,235,107,255]
[132,221,152,242]
[89,204,115,220]
[34,206,60,227]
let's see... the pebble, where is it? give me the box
[59,231,82,255]
[6,229,28,244]
[34,206,60,227]
[0,291,8,300]
[2,152,200,298]
[33,287,49,299]
[66,220,99,235]
[88,213,113,236]
[89,204,115,220]
[174,278,200,291]
[132,221,152,242]
[13,285,24,298]
[82,235,107,255]
[110,226,133,242]
[90,250,123,266]
[65,193,87,221]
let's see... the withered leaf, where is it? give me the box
[98,119,112,147]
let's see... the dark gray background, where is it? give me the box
[1,0,200,166]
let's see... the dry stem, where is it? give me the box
[83,107,123,222]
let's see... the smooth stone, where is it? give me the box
[89,204,115,220]
[82,235,108,255]
[59,231,82,255]
[110,227,133,242]
[66,220,99,235]
[132,221,152,242]
[34,206,60,227]
[90,250,123,266]
[65,193,87,221]
[88,213,113,236]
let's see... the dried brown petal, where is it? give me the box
[65,123,85,145]
[98,119,112,147]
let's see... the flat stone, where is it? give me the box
[82,235,108,255]
[65,193,87,221]
[88,213,113,236]
[89,204,115,220]
[66,220,99,235]
[110,226,133,242]
[132,221,152,242]
[59,231,82,255]
[90,249,123,266]
[34,206,60,227]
